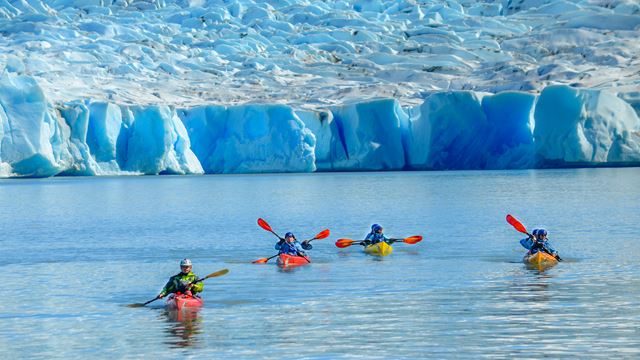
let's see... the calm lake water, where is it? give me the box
[1,168,639,359]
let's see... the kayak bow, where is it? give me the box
[364,242,393,256]
[523,251,558,268]
[276,253,310,267]
[165,293,204,312]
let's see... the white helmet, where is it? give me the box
[180,258,192,267]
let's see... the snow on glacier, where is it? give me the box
[0,0,639,177]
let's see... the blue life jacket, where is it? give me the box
[275,240,310,255]
[520,238,557,255]
[365,232,389,244]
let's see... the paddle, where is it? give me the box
[335,235,423,248]
[506,214,532,237]
[252,254,278,264]
[128,268,230,308]
[257,218,284,241]
[191,268,230,284]
[128,295,161,308]
[506,214,562,261]
[252,228,330,264]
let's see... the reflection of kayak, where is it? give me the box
[165,293,204,312]
[276,253,310,267]
[364,242,393,256]
[523,251,558,268]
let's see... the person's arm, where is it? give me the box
[520,238,533,250]
[295,242,306,256]
[275,240,284,250]
[190,276,204,293]
[362,233,373,246]
[158,278,174,298]
[545,242,558,255]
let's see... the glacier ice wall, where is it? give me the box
[179,104,315,173]
[0,72,204,177]
[534,85,640,165]
[0,73,639,178]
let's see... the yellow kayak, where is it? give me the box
[364,241,393,256]
[523,251,558,268]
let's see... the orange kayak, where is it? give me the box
[523,251,558,268]
[165,293,204,311]
[276,253,310,267]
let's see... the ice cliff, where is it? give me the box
[1,72,638,177]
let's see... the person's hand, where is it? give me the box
[158,293,165,299]
[185,283,193,290]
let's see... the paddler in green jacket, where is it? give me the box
[157,259,204,299]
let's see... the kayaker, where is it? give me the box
[521,229,562,260]
[157,259,204,299]
[362,224,390,246]
[275,232,312,256]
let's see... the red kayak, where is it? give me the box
[276,253,310,267]
[165,293,204,311]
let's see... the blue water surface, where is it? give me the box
[0,168,639,358]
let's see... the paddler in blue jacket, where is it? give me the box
[275,232,312,256]
[362,224,390,246]
[520,228,562,260]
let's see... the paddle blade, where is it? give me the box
[335,239,356,248]
[506,214,528,234]
[252,258,269,264]
[204,268,229,279]
[257,218,272,232]
[128,295,160,308]
[403,235,423,244]
[314,229,330,240]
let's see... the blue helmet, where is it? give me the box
[371,224,383,232]
[532,229,538,236]
[537,228,548,236]
[284,232,295,239]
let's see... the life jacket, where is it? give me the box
[278,241,302,255]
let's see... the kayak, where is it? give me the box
[276,253,310,267]
[523,251,558,268]
[364,241,393,256]
[165,293,204,312]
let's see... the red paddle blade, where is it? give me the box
[335,239,355,248]
[403,235,423,244]
[506,214,528,234]
[314,229,330,240]
[257,218,272,232]
[252,258,269,264]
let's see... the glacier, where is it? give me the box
[1,71,639,177]
[0,0,639,177]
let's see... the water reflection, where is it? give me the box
[162,309,202,348]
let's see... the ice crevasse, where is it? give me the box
[1,72,639,178]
